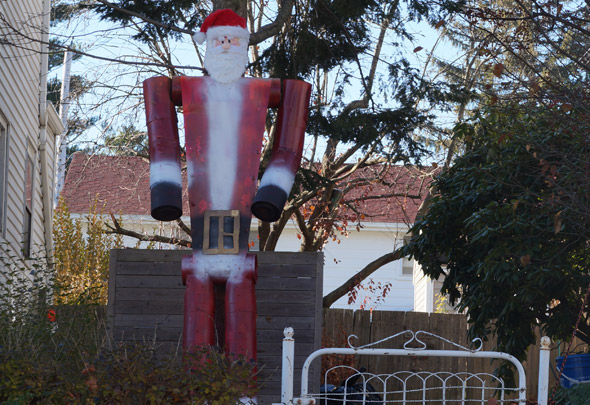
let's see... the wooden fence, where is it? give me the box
[107,249,323,404]
[107,249,579,402]
[323,309,574,402]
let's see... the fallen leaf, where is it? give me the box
[85,377,98,392]
[560,103,573,112]
[81,365,95,375]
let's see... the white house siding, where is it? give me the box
[0,0,58,263]
[413,263,430,312]
[413,264,457,313]
[272,222,414,311]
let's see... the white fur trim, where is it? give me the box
[259,165,296,195]
[150,160,182,187]
[206,25,249,42]
[203,45,248,84]
[193,31,206,44]
[204,79,243,208]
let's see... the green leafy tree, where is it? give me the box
[404,102,590,364]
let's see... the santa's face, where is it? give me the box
[204,33,249,84]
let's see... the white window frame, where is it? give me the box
[22,148,35,259]
[399,234,414,278]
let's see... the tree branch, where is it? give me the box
[94,0,194,35]
[176,218,191,237]
[94,0,294,46]
[249,0,294,45]
[323,247,404,308]
[107,214,191,247]
[0,13,203,71]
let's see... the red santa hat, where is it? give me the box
[193,9,249,45]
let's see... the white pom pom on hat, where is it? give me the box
[193,9,249,45]
[193,31,206,44]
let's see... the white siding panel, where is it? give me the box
[413,266,428,312]
[273,224,414,311]
[0,0,48,259]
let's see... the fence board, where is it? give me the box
[108,249,323,404]
[115,261,179,275]
[115,274,185,289]
[255,277,317,291]
[115,287,183,301]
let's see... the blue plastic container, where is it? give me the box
[556,354,590,388]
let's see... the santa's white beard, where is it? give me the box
[204,45,249,84]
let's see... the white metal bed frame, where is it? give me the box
[273,328,552,405]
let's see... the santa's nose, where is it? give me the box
[222,39,231,50]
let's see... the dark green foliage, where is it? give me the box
[46,75,88,107]
[404,102,590,365]
[50,2,88,26]
[88,0,207,43]
[552,383,590,405]
[61,0,462,158]
[104,124,149,156]
[308,106,427,159]
[259,0,374,79]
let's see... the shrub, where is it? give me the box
[552,383,590,405]
[53,197,124,305]
[0,249,258,403]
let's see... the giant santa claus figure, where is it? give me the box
[142,7,311,375]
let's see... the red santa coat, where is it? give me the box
[144,75,311,253]
[143,75,310,359]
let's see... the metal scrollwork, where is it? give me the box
[346,330,483,352]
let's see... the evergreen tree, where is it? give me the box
[47,0,462,306]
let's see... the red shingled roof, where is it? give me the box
[61,153,431,223]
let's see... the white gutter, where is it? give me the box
[54,48,73,206]
[38,0,61,267]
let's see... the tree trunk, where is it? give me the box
[212,0,247,17]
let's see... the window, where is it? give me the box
[23,153,34,258]
[0,114,8,237]
[401,235,414,276]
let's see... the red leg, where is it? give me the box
[182,256,215,352]
[225,254,257,361]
